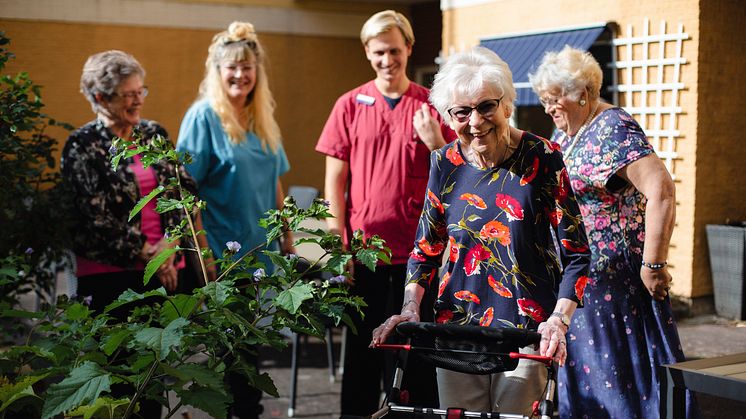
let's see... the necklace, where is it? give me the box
[563,102,599,156]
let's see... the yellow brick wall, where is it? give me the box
[694,1,746,294]
[0,18,372,195]
[442,0,719,299]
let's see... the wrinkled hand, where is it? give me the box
[157,264,178,292]
[537,317,568,366]
[641,266,672,301]
[150,238,178,291]
[370,310,419,347]
[413,103,444,151]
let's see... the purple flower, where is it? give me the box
[225,241,241,253]
[328,274,346,284]
[108,144,119,155]
[24,247,33,255]
[253,268,266,282]
[83,295,93,306]
[322,200,330,207]
[288,253,298,261]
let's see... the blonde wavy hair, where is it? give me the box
[529,45,603,102]
[199,21,281,151]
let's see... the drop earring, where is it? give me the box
[579,99,587,106]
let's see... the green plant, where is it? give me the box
[0,127,390,418]
[0,32,74,316]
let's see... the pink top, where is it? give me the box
[315,80,456,263]
[77,154,183,276]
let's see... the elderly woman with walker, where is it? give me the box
[371,46,591,417]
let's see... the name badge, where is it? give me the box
[355,94,375,106]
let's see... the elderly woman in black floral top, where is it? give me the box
[61,50,208,313]
[371,47,591,416]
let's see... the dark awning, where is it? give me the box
[480,24,608,106]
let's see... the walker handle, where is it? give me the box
[374,343,412,351]
[509,352,553,365]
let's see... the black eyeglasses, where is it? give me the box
[447,97,503,122]
[113,87,148,100]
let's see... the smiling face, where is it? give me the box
[219,56,257,105]
[98,74,145,129]
[364,29,412,85]
[450,84,511,157]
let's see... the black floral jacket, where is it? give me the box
[61,119,193,268]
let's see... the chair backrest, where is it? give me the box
[287,185,320,210]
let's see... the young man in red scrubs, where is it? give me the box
[315,9,456,417]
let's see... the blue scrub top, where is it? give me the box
[177,99,290,267]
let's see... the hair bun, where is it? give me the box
[228,21,256,41]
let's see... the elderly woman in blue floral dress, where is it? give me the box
[371,46,591,416]
[530,45,698,418]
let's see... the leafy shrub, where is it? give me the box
[0,32,74,316]
[0,119,389,418]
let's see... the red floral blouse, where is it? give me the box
[407,131,591,329]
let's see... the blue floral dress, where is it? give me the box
[554,107,697,418]
[408,132,590,330]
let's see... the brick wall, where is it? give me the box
[440,0,744,301]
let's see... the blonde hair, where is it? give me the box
[529,45,603,102]
[199,21,281,151]
[360,10,415,47]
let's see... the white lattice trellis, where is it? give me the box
[608,19,689,176]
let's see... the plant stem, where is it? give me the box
[176,169,209,283]
[122,358,160,419]
[215,242,265,283]
[164,400,184,419]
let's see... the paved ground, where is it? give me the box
[255,315,746,419]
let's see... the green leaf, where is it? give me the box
[249,371,279,397]
[104,287,167,313]
[42,361,111,419]
[67,396,130,419]
[176,384,230,419]
[161,363,223,390]
[265,250,291,276]
[154,197,185,214]
[128,185,165,221]
[101,329,132,356]
[466,214,482,222]
[159,294,200,322]
[0,373,47,412]
[200,280,234,305]
[134,317,190,359]
[355,248,380,271]
[275,282,314,314]
[325,254,352,275]
[143,246,181,286]
[63,302,92,321]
